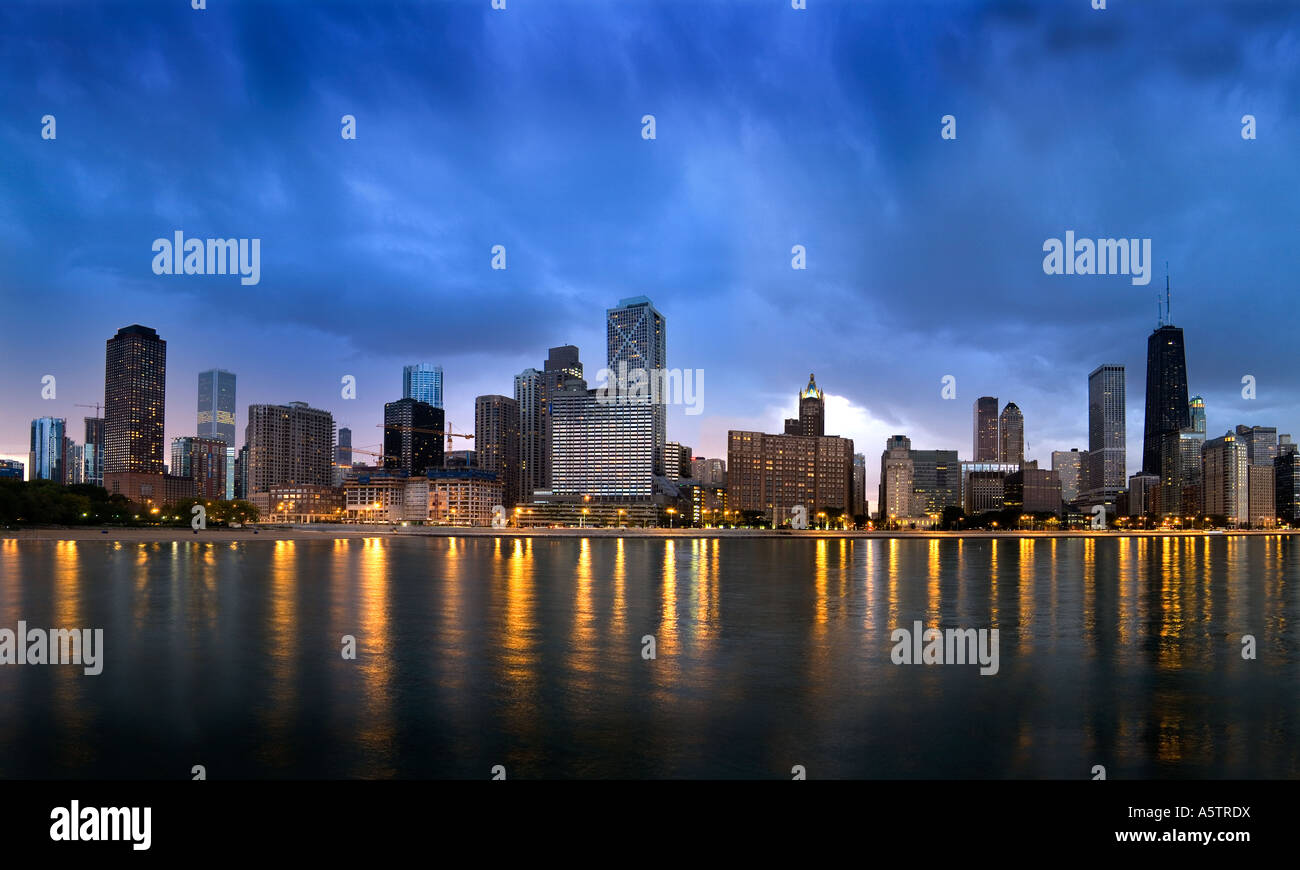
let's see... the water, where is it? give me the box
[0,534,1297,779]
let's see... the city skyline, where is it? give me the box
[4,297,1293,518]
[3,2,1299,508]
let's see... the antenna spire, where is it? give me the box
[1165,262,1171,325]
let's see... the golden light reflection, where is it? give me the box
[1018,537,1033,653]
[573,538,595,665]
[927,538,940,617]
[52,540,90,768]
[260,540,300,769]
[354,537,395,775]
[814,539,828,629]
[612,536,626,636]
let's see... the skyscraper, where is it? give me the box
[1051,449,1084,504]
[852,452,867,517]
[337,427,352,466]
[540,345,583,488]
[1087,364,1126,500]
[383,398,444,476]
[606,296,666,474]
[170,436,228,500]
[244,402,335,495]
[551,377,654,498]
[691,457,726,486]
[1203,432,1249,526]
[879,435,914,520]
[104,324,166,502]
[1160,429,1204,517]
[1189,395,1206,434]
[1274,452,1300,525]
[910,448,961,516]
[29,417,66,483]
[998,402,1024,466]
[1235,425,1278,467]
[973,397,999,461]
[475,395,521,507]
[1142,318,1190,476]
[83,417,104,486]
[197,369,237,445]
[403,363,444,408]
[515,368,544,500]
[799,374,825,437]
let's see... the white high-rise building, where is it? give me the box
[606,296,665,475]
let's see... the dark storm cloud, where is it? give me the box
[1,0,1298,496]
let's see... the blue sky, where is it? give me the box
[2,0,1299,507]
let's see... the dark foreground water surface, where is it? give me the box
[0,535,1297,779]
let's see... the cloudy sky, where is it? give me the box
[2,0,1298,508]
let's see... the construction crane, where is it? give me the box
[344,445,398,465]
[74,403,104,417]
[375,423,473,451]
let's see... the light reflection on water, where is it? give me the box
[0,535,1296,779]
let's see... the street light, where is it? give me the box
[666,507,677,529]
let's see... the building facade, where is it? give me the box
[244,402,335,496]
[384,397,444,476]
[197,369,237,446]
[1051,449,1084,504]
[402,363,443,408]
[475,394,521,506]
[1087,364,1126,500]
[515,367,544,500]
[83,417,104,486]
[170,436,229,500]
[798,374,825,437]
[1203,432,1249,526]
[973,396,999,462]
[606,296,666,474]
[104,324,167,503]
[1142,323,1190,476]
[29,417,66,483]
[1005,468,1062,516]
[998,402,1024,466]
[550,379,654,498]
[1274,452,1300,525]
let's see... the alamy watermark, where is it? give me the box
[152,231,261,286]
[0,620,103,675]
[594,362,704,415]
[1042,231,1151,286]
[890,620,999,675]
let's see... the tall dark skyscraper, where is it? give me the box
[104,324,166,502]
[798,374,825,437]
[998,402,1024,466]
[515,368,543,500]
[540,345,583,488]
[337,427,352,466]
[475,394,521,507]
[383,398,443,475]
[973,397,999,461]
[1142,307,1190,476]
[197,369,237,445]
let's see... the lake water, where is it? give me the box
[0,535,1296,779]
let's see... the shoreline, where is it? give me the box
[2,525,1296,542]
